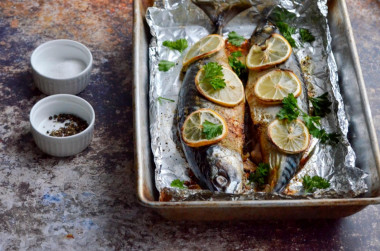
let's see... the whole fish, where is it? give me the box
[177,44,245,194]
[245,21,309,192]
[175,0,254,194]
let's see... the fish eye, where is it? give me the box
[212,168,230,189]
[214,175,228,187]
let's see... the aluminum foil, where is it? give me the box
[146,0,368,201]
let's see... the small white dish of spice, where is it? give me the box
[30,94,95,157]
[31,39,93,95]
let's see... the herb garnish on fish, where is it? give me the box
[202,120,223,139]
[158,60,176,72]
[277,94,339,144]
[302,175,330,192]
[163,38,188,53]
[248,163,270,188]
[201,62,226,90]
[228,31,245,47]
[276,93,300,121]
[228,51,246,78]
[170,179,186,189]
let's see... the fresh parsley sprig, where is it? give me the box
[163,39,188,53]
[302,175,330,193]
[248,163,270,188]
[157,96,175,104]
[310,92,332,117]
[276,93,300,121]
[170,179,186,189]
[202,120,223,139]
[276,94,339,145]
[231,51,242,57]
[276,22,297,48]
[228,31,245,47]
[201,62,226,90]
[228,51,247,78]
[299,28,315,43]
[270,7,315,47]
[158,60,176,72]
[271,7,297,22]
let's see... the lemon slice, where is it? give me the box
[254,69,302,104]
[181,108,228,147]
[268,119,310,154]
[183,34,225,68]
[246,33,292,70]
[195,66,244,107]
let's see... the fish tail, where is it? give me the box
[192,0,253,34]
[268,152,300,193]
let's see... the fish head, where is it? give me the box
[206,145,244,194]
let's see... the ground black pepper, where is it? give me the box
[48,114,88,137]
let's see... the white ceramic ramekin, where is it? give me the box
[31,39,93,95]
[30,94,95,157]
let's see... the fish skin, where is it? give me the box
[245,21,309,193]
[178,46,245,194]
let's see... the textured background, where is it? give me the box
[0,0,379,250]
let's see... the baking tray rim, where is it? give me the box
[133,0,380,208]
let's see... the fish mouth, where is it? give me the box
[206,145,244,194]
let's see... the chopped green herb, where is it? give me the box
[158,60,176,72]
[276,22,296,34]
[157,96,175,104]
[202,120,223,140]
[310,92,332,117]
[201,62,226,90]
[302,114,321,136]
[270,8,297,47]
[170,179,186,189]
[231,51,242,57]
[276,22,297,48]
[299,28,315,43]
[228,31,245,47]
[248,163,270,188]
[302,114,340,145]
[271,7,297,23]
[302,175,330,193]
[276,93,300,121]
[163,39,188,53]
[228,57,246,78]
[270,7,315,48]
[277,93,339,145]
[319,131,340,145]
[209,78,226,90]
[228,51,246,77]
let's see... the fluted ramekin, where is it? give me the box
[30,94,95,157]
[31,39,93,95]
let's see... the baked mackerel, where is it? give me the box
[178,44,245,194]
[245,21,309,192]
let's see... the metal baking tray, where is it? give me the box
[133,0,380,220]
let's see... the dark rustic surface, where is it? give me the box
[0,0,379,250]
